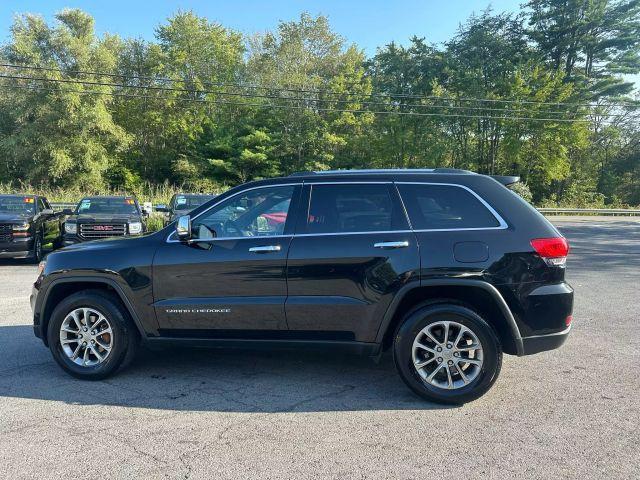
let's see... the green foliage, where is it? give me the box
[0,7,639,206]
[510,182,534,203]
[145,214,165,233]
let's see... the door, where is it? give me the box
[152,184,301,334]
[285,182,420,343]
[38,197,59,245]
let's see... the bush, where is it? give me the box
[145,215,165,233]
[509,182,533,203]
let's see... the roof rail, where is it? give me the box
[289,168,473,176]
[288,169,520,186]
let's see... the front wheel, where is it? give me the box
[47,290,139,380]
[393,304,502,404]
[31,233,43,263]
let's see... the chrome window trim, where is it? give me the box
[395,181,509,231]
[182,234,293,244]
[165,180,508,243]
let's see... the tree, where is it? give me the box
[111,11,244,187]
[246,13,373,173]
[526,0,640,97]
[0,9,130,188]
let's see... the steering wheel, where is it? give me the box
[223,219,253,237]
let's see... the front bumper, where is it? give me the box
[62,234,81,246]
[0,238,34,258]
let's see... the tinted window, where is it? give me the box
[0,196,35,215]
[76,197,139,215]
[397,184,501,230]
[305,184,405,234]
[192,185,294,239]
[173,195,215,211]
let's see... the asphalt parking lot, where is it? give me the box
[0,216,638,479]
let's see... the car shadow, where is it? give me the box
[0,325,454,413]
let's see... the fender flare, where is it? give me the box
[39,276,148,343]
[375,279,524,356]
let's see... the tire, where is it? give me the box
[31,232,43,263]
[47,290,139,380]
[393,303,502,404]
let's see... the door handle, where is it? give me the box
[248,245,282,253]
[374,241,410,249]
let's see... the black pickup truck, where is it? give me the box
[155,193,217,226]
[62,196,148,245]
[0,194,64,261]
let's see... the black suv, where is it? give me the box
[0,194,64,261]
[62,196,147,245]
[31,169,573,403]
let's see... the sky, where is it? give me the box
[0,0,637,88]
[0,0,531,53]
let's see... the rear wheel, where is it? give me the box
[393,304,502,404]
[47,290,138,380]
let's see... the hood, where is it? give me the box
[58,234,145,252]
[0,212,33,224]
[67,213,141,223]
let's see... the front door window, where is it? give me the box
[191,186,295,240]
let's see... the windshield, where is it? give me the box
[174,195,215,211]
[0,196,35,215]
[76,197,139,215]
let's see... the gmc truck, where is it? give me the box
[62,196,147,245]
[0,194,64,261]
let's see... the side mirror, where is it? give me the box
[41,208,54,215]
[62,208,74,215]
[176,215,191,242]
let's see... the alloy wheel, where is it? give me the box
[59,307,114,367]
[412,320,484,390]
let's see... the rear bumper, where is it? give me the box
[521,325,571,355]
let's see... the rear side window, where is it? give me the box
[305,184,406,234]
[397,184,501,230]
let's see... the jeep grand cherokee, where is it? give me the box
[31,169,573,404]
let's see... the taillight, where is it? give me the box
[530,237,569,266]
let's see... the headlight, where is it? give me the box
[129,222,142,234]
[12,223,29,231]
[64,222,77,234]
[37,260,46,277]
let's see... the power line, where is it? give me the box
[1,80,624,124]
[0,72,608,118]
[1,62,638,110]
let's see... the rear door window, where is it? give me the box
[397,183,502,230]
[304,183,407,234]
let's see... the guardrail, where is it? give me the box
[538,208,640,216]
